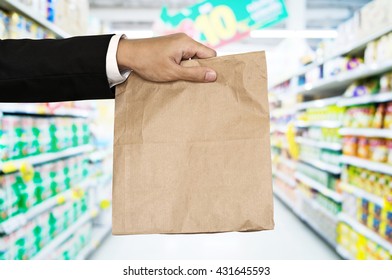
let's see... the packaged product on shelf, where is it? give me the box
[369,138,387,163]
[347,57,363,70]
[383,102,392,129]
[344,165,392,198]
[304,66,322,84]
[337,222,392,260]
[344,105,376,128]
[360,0,392,42]
[364,40,378,65]
[343,78,380,98]
[358,137,370,159]
[387,140,392,165]
[323,57,347,78]
[372,103,386,128]
[0,9,9,39]
[343,136,358,156]
[297,162,337,190]
[380,72,392,92]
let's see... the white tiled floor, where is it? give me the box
[90,197,340,260]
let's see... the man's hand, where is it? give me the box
[116,33,217,83]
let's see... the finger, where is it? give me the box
[174,64,217,83]
[183,37,217,59]
[193,42,217,59]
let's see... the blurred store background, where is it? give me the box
[0,0,391,260]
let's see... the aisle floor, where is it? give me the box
[90,197,340,259]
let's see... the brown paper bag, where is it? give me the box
[112,51,274,235]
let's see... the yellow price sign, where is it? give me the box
[2,161,17,174]
[72,188,85,200]
[286,122,299,160]
[20,162,34,182]
[56,195,66,205]
[100,199,111,210]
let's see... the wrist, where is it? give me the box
[117,38,133,71]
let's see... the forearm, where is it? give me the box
[0,35,114,102]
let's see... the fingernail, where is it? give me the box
[205,71,217,82]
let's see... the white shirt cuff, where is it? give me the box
[106,34,131,88]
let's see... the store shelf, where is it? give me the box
[337,91,392,107]
[339,213,392,254]
[296,96,342,111]
[0,0,70,38]
[89,148,113,163]
[0,144,95,174]
[336,245,355,260]
[280,157,296,170]
[270,107,297,118]
[339,128,392,139]
[298,61,392,96]
[326,24,392,62]
[0,104,90,118]
[296,137,342,151]
[301,213,336,248]
[298,192,338,223]
[273,169,296,188]
[271,143,286,150]
[295,172,343,202]
[269,24,392,90]
[76,224,111,260]
[273,187,299,215]
[340,155,392,176]
[295,120,342,128]
[340,182,384,206]
[299,157,342,175]
[32,211,93,260]
[270,125,288,134]
[0,179,92,234]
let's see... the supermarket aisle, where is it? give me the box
[90,196,340,260]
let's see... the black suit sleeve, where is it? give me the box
[0,34,115,103]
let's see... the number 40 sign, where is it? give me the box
[156,0,288,48]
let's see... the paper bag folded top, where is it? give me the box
[112,51,273,235]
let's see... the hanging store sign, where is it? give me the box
[156,0,288,48]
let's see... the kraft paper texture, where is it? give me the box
[112,51,274,234]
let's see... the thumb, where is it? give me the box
[174,65,217,83]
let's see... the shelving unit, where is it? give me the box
[296,137,342,151]
[297,192,338,223]
[0,104,91,118]
[337,91,392,107]
[295,120,342,128]
[340,155,392,176]
[32,211,94,260]
[339,128,392,139]
[0,0,70,38]
[296,96,342,111]
[0,179,91,234]
[269,24,392,89]
[336,245,355,260]
[75,225,111,260]
[299,157,342,175]
[301,213,336,247]
[0,144,95,173]
[0,2,113,261]
[295,172,342,202]
[297,60,392,97]
[273,169,296,188]
[339,182,384,206]
[339,213,392,254]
